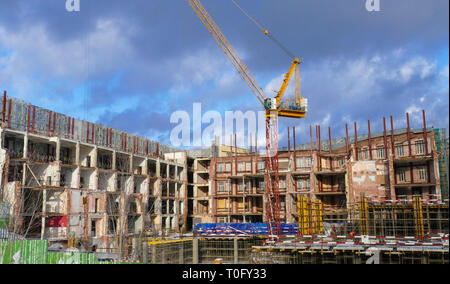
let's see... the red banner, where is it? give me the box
[47,215,67,227]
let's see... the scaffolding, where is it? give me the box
[297,196,448,237]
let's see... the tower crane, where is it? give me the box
[186,0,308,238]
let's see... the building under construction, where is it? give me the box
[188,114,448,226]
[0,93,188,259]
[1,92,448,263]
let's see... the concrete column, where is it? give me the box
[132,237,138,260]
[388,159,396,200]
[129,175,135,195]
[345,166,351,208]
[167,164,170,179]
[156,159,161,177]
[143,241,148,263]
[432,151,442,197]
[151,244,157,264]
[0,128,4,149]
[75,142,80,165]
[175,182,178,202]
[143,158,148,175]
[155,159,162,230]
[112,151,117,171]
[308,170,314,201]
[130,154,134,173]
[175,165,178,181]
[233,238,238,264]
[119,191,127,240]
[91,147,98,168]
[167,200,170,217]
[55,138,61,161]
[179,241,184,264]
[193,238,199,264]
[285,173,292,223]
[40,189,47,240]
[209,188,214,218]
[23,133,28,159]
[161,245,166,264]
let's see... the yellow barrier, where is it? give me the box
[147,239,193,245]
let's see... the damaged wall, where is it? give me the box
[348,160,389,203]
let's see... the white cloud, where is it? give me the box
[321,113,331,126]
[256,49,447,143]
[0,14,447,144]
[271,49,448,141]
[406,105,421,114]
[398,57,436,82]
[441,65,449,80]
[264,74,284,98]
[168,49,232,94]
[216,71,239,89]
[370,55,381,63]
[0,18,136,100]
[299,51,439,104]
[405,105,424,126]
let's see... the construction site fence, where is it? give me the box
[0,239,100,264]
[140,237,264,264]
[0,239,146,264]
[0,202,9,230]
[0,95,172,157]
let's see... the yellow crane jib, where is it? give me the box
[186,0,266,107]
[264,58,307,119]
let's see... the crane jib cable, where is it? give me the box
[231,0,297,61]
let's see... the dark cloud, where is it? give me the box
[0,0,448,149]
[1,1,447,65]
[97,105,171,136]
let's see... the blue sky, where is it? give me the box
[0,0,448,149]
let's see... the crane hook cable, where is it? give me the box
[230,0,297,60]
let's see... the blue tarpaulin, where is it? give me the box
[194,223,298,236]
